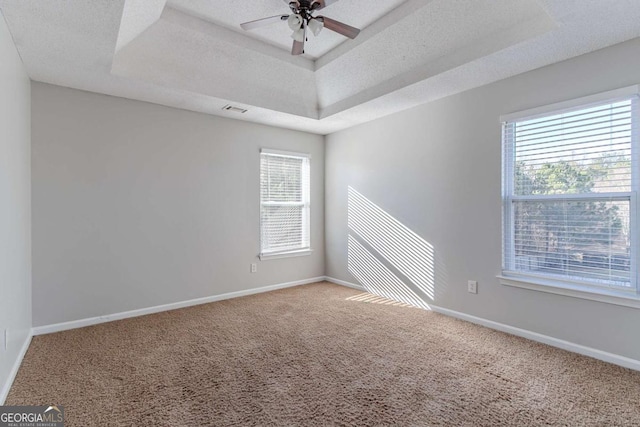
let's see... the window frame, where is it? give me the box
[499,86,640,306]
[259,148,311,260]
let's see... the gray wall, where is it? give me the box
[0,11,31,400]
[32,83,325,327]
[325,38,640,361]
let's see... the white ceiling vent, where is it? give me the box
[222,105,248,114]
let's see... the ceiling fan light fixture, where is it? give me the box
[287,13,303,31]
[308,18,323,36]
[291,27,305,42]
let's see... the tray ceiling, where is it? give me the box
[1,0,640,135]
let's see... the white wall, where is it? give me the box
[0,11,31,401]
[31,83,325,327]
[326,38,640,361]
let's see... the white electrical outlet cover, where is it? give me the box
[468,281,478,294]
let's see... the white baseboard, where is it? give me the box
[0,331,32,405]
[33,277,326,336]
[324,276,365,291]
[324,277,640,372]
[431,306,640,371]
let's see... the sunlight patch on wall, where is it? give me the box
[348,235,431,310]
[348,187,435,300]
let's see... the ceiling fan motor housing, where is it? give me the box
[290,1,322,15]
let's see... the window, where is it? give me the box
[501,87,639,298]
[260,149,311,259]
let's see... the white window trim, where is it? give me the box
[260,148,312,160]
[498,275,640,309]
[259,249,313,261]
[500,85,640,123]
[259,148,311,260]
[500,86,640,303]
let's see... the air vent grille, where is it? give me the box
[222,105,248,114]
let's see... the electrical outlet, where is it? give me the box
[468,280,478,294]
[250,263,257,273]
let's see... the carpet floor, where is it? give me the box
[7,282,640,426]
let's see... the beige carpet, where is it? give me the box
[7,282,640,426]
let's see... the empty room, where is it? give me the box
[2,0,640,425]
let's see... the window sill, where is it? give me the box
[498,274,640,309]
[259,249,312,261]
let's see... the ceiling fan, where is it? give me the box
[240,0,361,56]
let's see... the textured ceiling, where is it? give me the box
[1,0,640,135]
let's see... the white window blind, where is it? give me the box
[502,91,639,292]
[260,149,310,257]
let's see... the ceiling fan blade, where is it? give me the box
[291,21,306,55]
[292,39,304,55]
[318,16,360,39]
[311,0,340,11]
[240,15,288,31]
